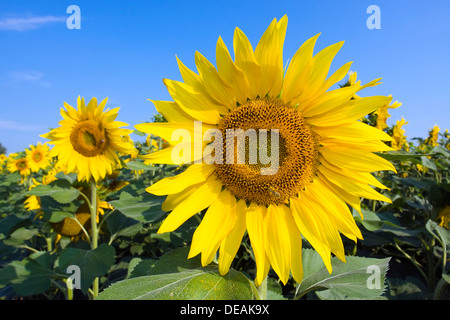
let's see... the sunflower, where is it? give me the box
[7,155,31,177]
[25,142,51,172]
[424,125,440,147]
[42,97,136,182]
[374,96,402,131]
[391,117,409,151]
[136,16,396,286]
[437,206,450,229]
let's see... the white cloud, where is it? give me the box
[0,120,44,132]
[0,15,66,31]
[7,70,51,87]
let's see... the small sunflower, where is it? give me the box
[424,125,440,147]
[136,16,396,285]
[7,155,31,177]
[437,206,450,229]
[25,142,51,172]
[42,97,136,182]
[391,117,409,151]
[51,188,111,243]
[374,96,402,131]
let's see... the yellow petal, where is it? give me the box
[233,27,261,100]
[245,203,269,286]
[314,121,393,142]
[218,199,247,275]
[146,164,214,196]
[195,51,235,110]
[157,175,222,233]
[163,79,222,124]
[216,36,249,105]
[318,165,392,203]
[264,204,291,284]
[188,189,236,266]
[307,178,363,241]
[255,15,288,97]
[290,196,332,273]
[297,41,344,104]
[307,95,392,127]
[282,33,320,103]
[320,145,397,173]
[149,100,194,123]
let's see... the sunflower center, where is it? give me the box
[70,120,108,157]
[32,151,43,162]
[214,97,320,206]
[16,159,27,170]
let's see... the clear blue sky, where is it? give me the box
[1,0,449,154]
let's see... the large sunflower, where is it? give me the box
[136,16,396,286]
[42,97,136,182]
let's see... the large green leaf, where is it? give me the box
[97,267,254,300]
[296,249,390,300]
[25,179,80,204]
[56,243,116,294]
[0,251,56,296]
[109,191,166,223]
[97,247,256,300]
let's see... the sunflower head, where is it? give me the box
[7,155,31,177]
[26,142,51,173]
[136,15,397,286]
[391,117,409,151]
[42,97,136,182]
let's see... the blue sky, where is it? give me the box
[0,0,449,154]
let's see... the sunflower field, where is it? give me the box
[1,16,449,302]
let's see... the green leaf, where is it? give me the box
[394,176,436,190]
[97,247,255,300]
[126,161,159,172]
[106,210,142,238]
[25,179,80,204]
[0,251,55,296]
[296,249,390,300]
[109,192,165,223]
[97,268,254,300]
[420,156,437,172]
[442,274,450,285]
[377,151,435,161]
[426,220,450,252]
[353,208,401,232]
[56,243,116,294]
[39,196,79,223]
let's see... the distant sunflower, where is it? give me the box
[42,97,136,182]
[26,142,51,172]
[7,155,31,177]
[136,16,396,285]
[374,96,402,131]
[424,125,440,147]
[391,117,409,151]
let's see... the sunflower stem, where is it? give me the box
[89,179,99,299]
[256,276,268,300]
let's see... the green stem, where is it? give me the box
[256,276,268,300]
[89,180,99,299]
